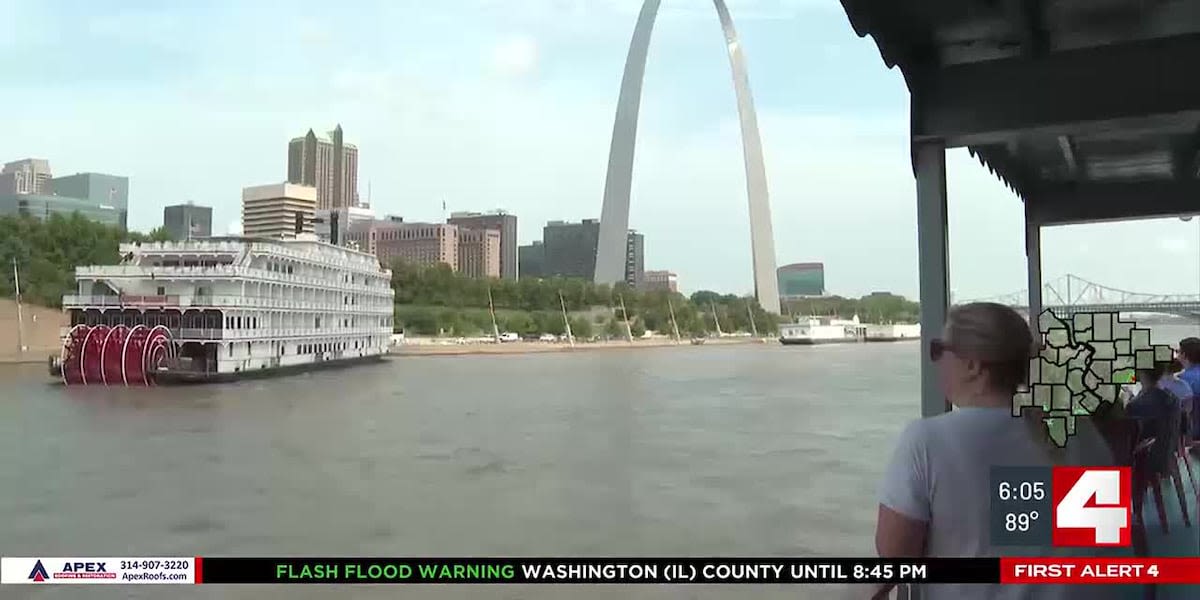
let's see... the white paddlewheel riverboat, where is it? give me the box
[51,235,394,385]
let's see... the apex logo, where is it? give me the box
[61,562,107,573]
[28,560,49,582]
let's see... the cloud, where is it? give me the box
[226,219,242,236]
[489,36,539,78]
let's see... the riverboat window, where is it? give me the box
[156,286,165,296]
[286,265,292,274]
[236,316,242,329]
[228,344,233,357]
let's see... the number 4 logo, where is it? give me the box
[1052,467,1132,547]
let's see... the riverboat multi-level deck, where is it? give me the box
[50,235,395,385]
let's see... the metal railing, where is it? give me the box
[59,326,390,341]
[75,265,393,298]
[62,294,392,312]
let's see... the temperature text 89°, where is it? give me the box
[1006,511,1040,532]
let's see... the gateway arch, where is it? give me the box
[593,0,781,314]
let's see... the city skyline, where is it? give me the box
[5,1,1198,299]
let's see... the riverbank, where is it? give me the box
[390,336,773,356]
[0,299,65,364]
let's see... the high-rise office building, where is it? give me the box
[447,210,518,279]
[49,172,130,230]
[624,230,644,288]
[163,203,213,240]
[0,194,122,227]
[518,242,545,279]
[0,159,53,196]
[543,219,601,280]
[242,183,317,239]
[287,125,359,211]
[777,262,826,298]
[458,228,501,278]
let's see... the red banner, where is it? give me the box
[1001,558,1200,584]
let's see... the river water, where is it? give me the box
[3,321,1197,599]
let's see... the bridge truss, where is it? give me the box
[959,274,1200,310]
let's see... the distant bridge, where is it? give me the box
[958,274,1200,317]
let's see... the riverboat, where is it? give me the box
[49,234,395,385]
[778,316,867,345]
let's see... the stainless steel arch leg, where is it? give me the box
[594,0,781,314]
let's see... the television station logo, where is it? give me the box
[26,559,116,582]
[1051,467,1132,547]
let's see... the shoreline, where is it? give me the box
[0,352,55,365]
[390,336,773,356]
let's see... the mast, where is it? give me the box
[619,294,633,343]
[746,299,758,337]
[13,257,25,354]
[667,297,681,343]
[559,290,575,347]
[711,302,723,337]
[486,286,501,342]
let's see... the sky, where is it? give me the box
[3,0,1199,300]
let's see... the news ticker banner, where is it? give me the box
[3,557,1200,585]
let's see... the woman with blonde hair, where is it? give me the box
[873,303,1118,600]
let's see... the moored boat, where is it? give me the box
[51,234,395,385]
[863,323,921,342]
[778,316,866,345]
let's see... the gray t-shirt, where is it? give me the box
[879,407,1128,600]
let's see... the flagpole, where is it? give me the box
[13,257,25,354]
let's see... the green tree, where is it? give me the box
[629,318,646,338]
[604,318,623,339]
[569,316,593,339]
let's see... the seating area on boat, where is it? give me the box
[835,1,1200,597]
[1098,412,1199,600]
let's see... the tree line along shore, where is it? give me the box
[0,214,921,338]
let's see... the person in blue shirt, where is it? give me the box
[1126,363,1181,478]
[1177,338,1200,439]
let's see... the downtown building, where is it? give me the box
[777,262,826,298]
[540,219,643,284]
[518,241,545,279]
[163,202,213,240]
[458,228,501,278]
[447,210,517,279]
[0,159,127,228]
[242,183,316,239]
[641,270,678,293]
[314,205,375,245]
[625,230,644,288]
[287,125,359,211]
[346,219,459,271]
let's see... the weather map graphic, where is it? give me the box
[1013,310,1173,447]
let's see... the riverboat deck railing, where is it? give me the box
[75,265,392,297]
[62,294,393,311]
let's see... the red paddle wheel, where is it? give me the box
[99,325,129,386]
[80,325,109,385]
[60,325,89,386]
[141,326,176,384]
[61,323,177,386]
